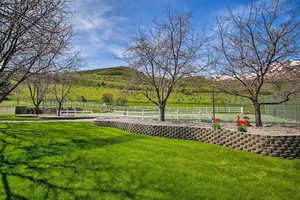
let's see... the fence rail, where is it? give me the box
[2,100,300,123]
[98,108,243,121]
[1,101,244,120]
[59,109,93,115]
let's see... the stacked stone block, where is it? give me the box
[95,120,300,159]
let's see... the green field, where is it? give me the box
[0,122,299,199]
[7,66,252,107]
[0,115,39,121]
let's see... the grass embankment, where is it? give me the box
[0,122,299,199]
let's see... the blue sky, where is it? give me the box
[71,0,250,70]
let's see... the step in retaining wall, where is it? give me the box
[95,120,300,159]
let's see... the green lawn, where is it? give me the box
[0,122,299,200]
[0,114,39,121]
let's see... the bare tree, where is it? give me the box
[26,71,52,115]
[53,73,73,116]
[215,0,300,126]
[125,9,207,121]
[0,0,72,103]
[13,84,24,105]
[53,55,78,116]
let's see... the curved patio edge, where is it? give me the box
[94,119,300,159]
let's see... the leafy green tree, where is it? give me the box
[101,93,114,105]
[116,96,128,106]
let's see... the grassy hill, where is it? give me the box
[7,66,252,107]
[72,66,251,106]
[5,65,299,109]
[78,66,134,76]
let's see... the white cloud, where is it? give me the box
[71,0,127,64]
[88,32,126,58]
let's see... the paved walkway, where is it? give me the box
[0,119,97,123]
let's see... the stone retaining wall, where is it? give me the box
[95,120,300,159]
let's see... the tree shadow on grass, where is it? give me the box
[0,123,141,200]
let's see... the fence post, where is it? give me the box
[177,108,179,121]
[142,110,144,120]
[126,110,129,119]
[241,106,244,114]
[158,108,160,120]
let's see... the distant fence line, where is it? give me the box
[264,104,300,123]
[2,100,300,123]
[264,95,300,123]
[105,110,211,121]
[48,101,244,121]
[40,101,244,113]
[5,100,245,113]
[95,108,244,121]
[0,101,244,117]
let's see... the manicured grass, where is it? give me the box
[0,122,299,200]
[0,114,39,121]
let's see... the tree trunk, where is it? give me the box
[253,102,263,127]
[159,104,166,121]
[35,104,41,115]
[35,107,40,115]
[57,102,62,116]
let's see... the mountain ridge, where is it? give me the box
[78,66,133,76]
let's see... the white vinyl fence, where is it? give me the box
[95,106,244,121]
[1,100,244,120]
